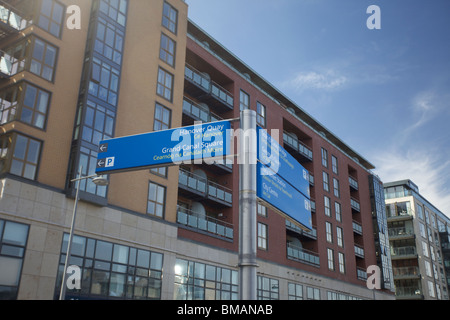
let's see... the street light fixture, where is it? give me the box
[59,166,109,300]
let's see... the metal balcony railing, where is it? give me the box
[177,206,233,240]
[0,1,29,32]
[286,243,320,267]
[178,168,232,205]
[349,175,358,190]
[391,245,417,257]
[352,221,363,235]
[354,244,365,258]
[388,227,414,238]
[282,131,313,161]
[182,97,222,123]
[185,64,210,92]
[286,220,317,240]
[350,198,360,212]
[393,266,420,278]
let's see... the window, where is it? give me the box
[335,202,342,222]
[150,167,168,178]
[147,182,166,218]
[157,68,174,102]
[94,17,125,65]
[160,33,176,67]
[240,90,249,111]
[337,227,344,247]
[324,196,331,217]
[154,103,171,131]
[288,283,303,300]
[81,100,115,146]
[78,147,108,197]
[38,0,64,38]
[306,286,320,300]
[323,172,329,192]
[56,233,162,300]
[331,155,338,174]
[0,82,50,129]
[162,1,178,34]
[258,223,268,250]
[174,259,238,300]
[30,38,58,81]
[99,0,128,26]
[333,178,340,198]
[89,58,120,106]
[4,134,42,180]
[257,276,279,300]
[327,248,334,271]
[338,252,345,274]
[321,148,328,167]
[257,203,267,217]
[0,219,29,300]
[326,222,333,243]
[256,102,266,127]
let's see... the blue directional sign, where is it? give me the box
[257,127,310,199]
[257,162,312,230]
[96,120,232,174]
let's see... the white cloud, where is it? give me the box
[283,70,348,92]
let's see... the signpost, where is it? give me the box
[256,126,312,231]
[96,120,232,174]
[93,110,312,300]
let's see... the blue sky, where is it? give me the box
[185,0,450,217]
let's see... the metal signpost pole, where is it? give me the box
[238,110,258,300]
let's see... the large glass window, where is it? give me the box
[154,103,171,131]
[160,33,176,67]
[38,0,65,38]
[0,219,29,300]
[89,58,120,107]
[30,38,57,81]
[257,222,268,250]
[174,259,238,300]
[81,100,115,147]
[323,172,329,192]
[257,275,279,300]
[147,182,166,218]
[0,133,42,180]
[256,102,266,127]
[239,90,249,111]
[78,146,107,197]
[99,0,128,26]
[162,1,178,34]
[56,233,163,300]
[288,283,303,300]
[0,82,50,129]
[157,68,173,102]
[94,17,125,65]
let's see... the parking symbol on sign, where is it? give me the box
[105,157,115,168]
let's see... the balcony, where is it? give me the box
[393,266,421,280]
[395,286,423,300]
[388,227,415,240]
[350,198,360,212]
[0,1,29,39]
[354,244,365,258]
[390,246,417,260]
[349,176,358,191]
[178,168,232,207]
[286,220,317,240]
[286,243,320,267]
[184,64,234,112]
[282,131,313,162]
[0,50,14,78]
[177,206,233,240]
[182,97,222,124]
[184,64,210,96]
[308,172,314,186]
[357,267,367,281]
[352,220,363,235]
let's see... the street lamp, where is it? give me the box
[59,166,109,300]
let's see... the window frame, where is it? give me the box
[147,181,167,218]
[162,1,178,34]
[156,67,174,102]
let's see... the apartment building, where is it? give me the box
[385,180,450,300]
[0,0,393,300]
